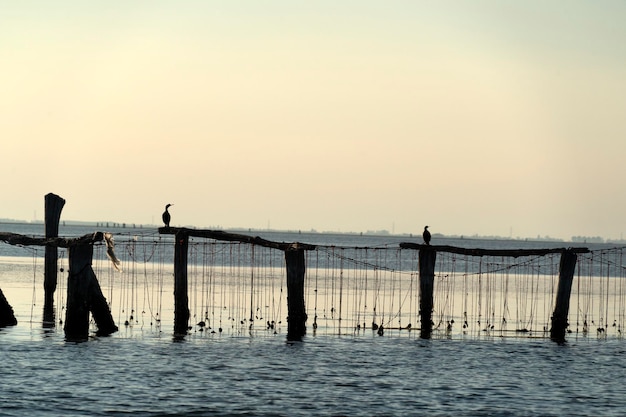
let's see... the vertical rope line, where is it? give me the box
[617,248,626,335]
[118,244,126,325]
[229,243,234,331]
[201,242,207,326]
[250,244,255,326]
[606,247,619,332]
[449,254,456,333]
[532,257,538,330]
[408,250,414,331]
[313,249,319,329]
[397,249,403,330]
[576,254,581,333]
[141,240,149,326]
[330,248,336,329]
[324,249,330,326]
[268,244,274,334]
[478,259,482,328]
[372,252,380,329]
[30,248,37,325]
[356,249,365,331]
[604,250,611,331]
[387,250,395,330]
[597,251,603,331]
[463,256,468,331]
[338,248,344,334]
[220,242,227,331]
[583,252,590,333]
[133,237,139,325]
[503,257,509,332]
[212,242,219,331]
[352,249,360,333]
[377,249,383,329]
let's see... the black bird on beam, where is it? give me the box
[162,204,173,227]
[423,225,431,245]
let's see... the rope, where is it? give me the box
[30,248,38,325]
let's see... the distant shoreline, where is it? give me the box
[1,219,623,245]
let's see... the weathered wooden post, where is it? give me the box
[65,242,93,341]
[550,249,578,342]
[285,245,307,341]
[419,248,437,339]
[173,230,190,337]
[64,236,118,341]
[44,192,65,323]
[0,288,18,327]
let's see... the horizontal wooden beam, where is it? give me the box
[158,227,317,251]
[399,243,589,257]
[0,232,104,248]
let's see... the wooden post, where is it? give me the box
[550,250,578,342]
[285,246,307,341]
[64,243,92,341]
[44,193,66,322]
[419,248,437,339]
[173,231,190,337]
[64,242,118,340]
[0,288,18,327]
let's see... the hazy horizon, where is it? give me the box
[2,2,625,241]
[0,214,617,243]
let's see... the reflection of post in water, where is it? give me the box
[44,193,65,325]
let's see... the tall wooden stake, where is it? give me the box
[285,247,307,341]
[44,193,65,323]
[173,231,190,337]
[65,243,92,341]
[550,250,578,342]
[419,248,437,339]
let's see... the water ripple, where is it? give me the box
[1,335,626,416]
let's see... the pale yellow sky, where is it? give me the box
[1,1,625,240]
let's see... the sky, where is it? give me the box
[1,1,625,240]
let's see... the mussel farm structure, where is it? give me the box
[1,194,625,344]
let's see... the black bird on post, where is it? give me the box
[423,225,431,245]
[162,204,173,227]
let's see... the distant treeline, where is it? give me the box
[571,236,606,243]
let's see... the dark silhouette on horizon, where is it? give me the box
[423,225,431,245]
[162,204,173,227]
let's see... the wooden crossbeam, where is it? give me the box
[158,227,317,251]
[399,242,589,257]
[0,232,104,248]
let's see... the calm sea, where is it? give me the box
[1,223,626,416]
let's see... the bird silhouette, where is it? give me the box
[162,204,173,227]
[423,225,431,245]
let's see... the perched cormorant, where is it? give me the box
[423,225,431,245]
[162,204,173,227]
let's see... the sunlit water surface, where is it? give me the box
[2,323,626,417]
